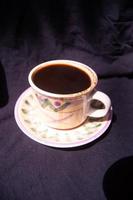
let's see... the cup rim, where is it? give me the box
[28,60,98,99]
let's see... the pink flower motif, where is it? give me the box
[54,101,61,107]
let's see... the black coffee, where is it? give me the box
[32,64,91,94]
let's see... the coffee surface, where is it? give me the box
[32,64,91,94]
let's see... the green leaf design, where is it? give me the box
[22,108,27,114]
[25,100,30,105]
[42,99,51,108]
[84,123,101,132]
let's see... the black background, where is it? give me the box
[0,1,133,199]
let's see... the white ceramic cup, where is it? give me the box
[28,60,111,129]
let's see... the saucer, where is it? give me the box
[14,88,112,148]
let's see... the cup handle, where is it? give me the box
[87,91,111,118]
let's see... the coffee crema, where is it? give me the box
[32,64,91,94]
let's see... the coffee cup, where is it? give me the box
[28,60,111,129]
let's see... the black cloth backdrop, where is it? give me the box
[0,1,133,199]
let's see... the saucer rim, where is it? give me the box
[14,87,112,148]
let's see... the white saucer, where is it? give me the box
[14,88,112,148]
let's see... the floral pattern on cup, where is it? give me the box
[36,93,71,112]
